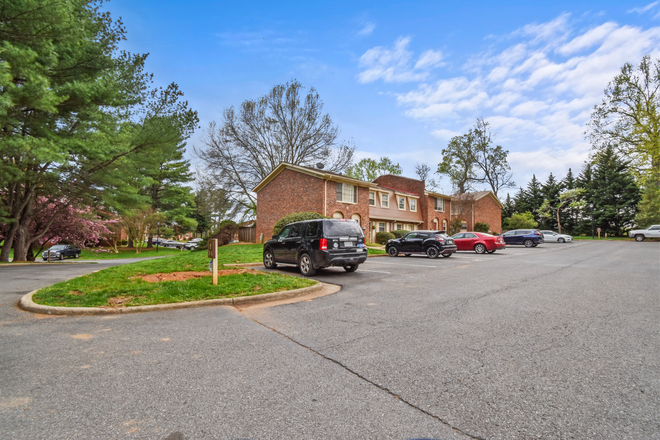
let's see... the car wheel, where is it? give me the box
[343,264,359,272]
[426,246,439,259]
[487,250,496,254]
[635,234,645,242]
[74,253,79,258]
[474,243,486,254]
[263,249,277,269]
[441,251,452,258]
[524,239,534,248]
[298,253,316,277]
[59,254,64,260]
[387,246,399,257]
[557,238,565,243]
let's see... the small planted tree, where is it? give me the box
[474,222,490,233]
[376,231,395,245]
[538,189,585,234]
[448,219,463,235]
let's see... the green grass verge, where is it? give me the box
[78,247,186,259]
[32,248,316,308]
[368,247,386,254]
[571,236,635,241]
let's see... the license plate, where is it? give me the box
[344,242,354,247]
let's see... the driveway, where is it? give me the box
[1,242,658,439]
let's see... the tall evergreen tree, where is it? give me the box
[523,175,545,225]
[561,168,579,233]
[589,146,641,236]
[540,173,563,229]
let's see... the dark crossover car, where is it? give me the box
[386,230,457,258]
[41,244,81,260]
[499,229,544,247]
[263,219,368,276]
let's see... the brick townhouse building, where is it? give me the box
[253,162,502,243]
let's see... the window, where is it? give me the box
[369,192,375,206]
[351,213,361,226]
[306,222,320,238]
[435,197,445,211]
[442,219,447,231]
[464,233,478,238]
[396,224,402,230]
[332,211,344,219]
[378,222,385,232]
[289,224,303,238]
[278,226,292,238]
[410,199,417,212]
[336,182,357,203]
[398,197,406,210]
[381,193,389,208]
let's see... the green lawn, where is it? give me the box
[572,236,635,241]
[32,247,316,308]
[78,247,186,259]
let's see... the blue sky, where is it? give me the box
[104,0,660,196]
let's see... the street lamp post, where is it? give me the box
[156,222,160,253]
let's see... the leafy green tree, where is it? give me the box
[0,0,198,261]
[437,118,514,196]
[505,212,538,230]
[636,180,660,227]
[587,146,641,235]
[588,55,660,183]
[346,157,402,181]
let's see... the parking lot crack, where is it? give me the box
[242,313,486,440]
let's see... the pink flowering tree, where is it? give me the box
[27,198,115,258]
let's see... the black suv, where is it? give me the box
[385,230,457,258]
[263,219,368,276]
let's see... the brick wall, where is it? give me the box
[474,196,502,234]
[256,168,372,242]
[256,169,325,242]
[423,195,452,231]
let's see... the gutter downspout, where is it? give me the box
[324,178,328,217]
[472,201,475,230]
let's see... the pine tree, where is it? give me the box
[525,175,545,225]
[589,146,641,236]
[561,168,579,233]
[540,173,563,229]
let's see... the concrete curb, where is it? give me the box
[19,282,325,316]
[0,262,99,267]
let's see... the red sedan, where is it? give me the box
[451,232,506,254]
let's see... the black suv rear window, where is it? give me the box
[323,221,363,237]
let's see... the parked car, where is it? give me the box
[41,244,81,260]
[499,229,544,247]
[263,219,368,276]
[452,232,506,253]
[183,241,199,250]
[629,225,660,241]
[160,240,184,249]
[541,230,573,243]
[189,238,203,243]
[386,230,457,259]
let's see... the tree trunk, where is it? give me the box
[146,232,154,248]
[557,210,562,235]
[0,221,20,262]
[13,224,29,262]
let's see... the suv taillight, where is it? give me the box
[434,235,445,242]
[534,230,541,235]
[320,238,328,250]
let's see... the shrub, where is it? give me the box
[474,222,490,233]
[273,212,327,235]
[504,212,538,229]
[448,219,463,235]
[390,229,410,238]
[211,220,239,247]
[490,231,499,236]
[376,231,395,244]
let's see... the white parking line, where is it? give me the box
[367,261,437,268]
[357,269,392,274]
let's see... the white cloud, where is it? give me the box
[415,50,445,69]
[357,37,445,83]
[358,22,376,36]
[356,14,660,185]
[627,2,658,14]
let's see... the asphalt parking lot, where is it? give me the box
[1,241,658,439]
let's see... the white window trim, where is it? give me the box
[409,197,417,212]
[434,197,445,212]
[369,191,375,206]
[380,192,390,208]
[398,196,406,211]
[336,182,358,204]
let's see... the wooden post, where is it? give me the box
[208,239,218,286]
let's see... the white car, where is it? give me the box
[629,225,660,242]
[541,230,573,243]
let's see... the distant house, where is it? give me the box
[253,162,502,242]
[450,191,503,234]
